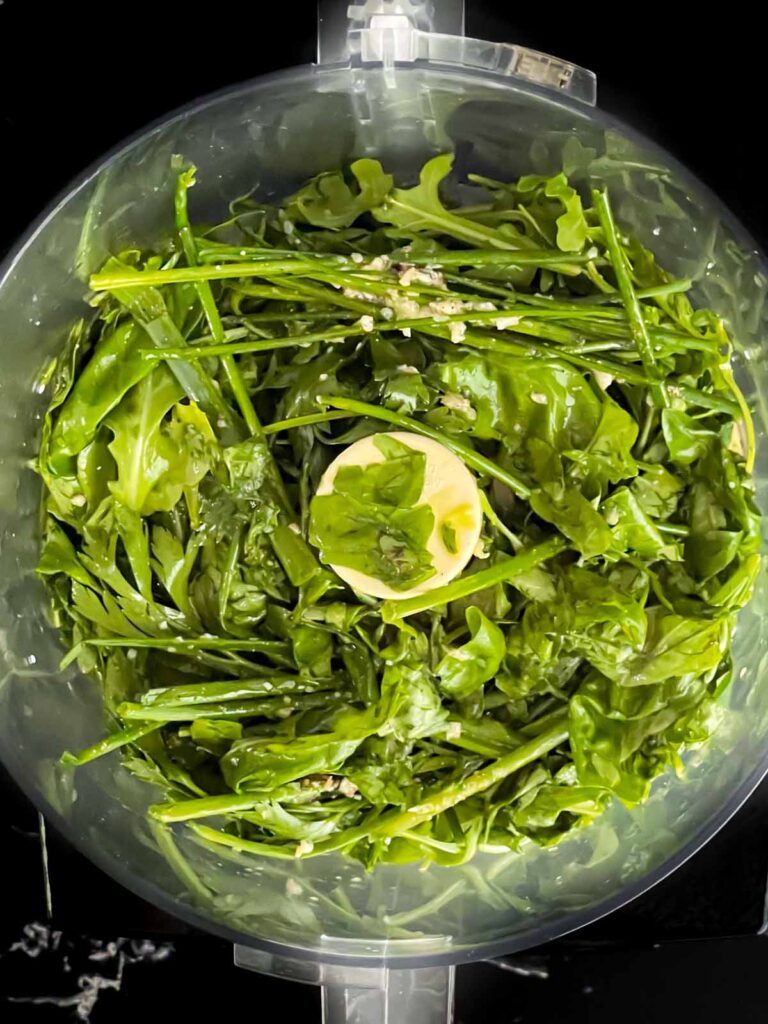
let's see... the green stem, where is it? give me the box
[60,721,162,766]
[175,169,261,436]
[148,819,213,900]
[382,539,566,620]
[592,190,669,408]
[406,248,597,268]
[189,823,299,859]
[424,325,649,387]
[142,676,329,707]
[657,522,690,537]
[90,260,307,290]
[263,411,350,435]
[84,636,291,655]
[306,717,570,856]
[151,793,267,822]
[322,395,532,499]
[119,692,332,721]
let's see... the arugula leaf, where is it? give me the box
[373,154,523,249]
[517,173,589,252]
[616,607,728,686]
[106,368,186,514]
[286,159,394,229]
[662,409,715,464]
[39,153,759,878]
[437,607,505,699]
[435,350,601,453]
[564,397,638,495]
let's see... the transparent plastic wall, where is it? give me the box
[0,65,766,965]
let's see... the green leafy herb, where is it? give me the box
[36,153,759,880]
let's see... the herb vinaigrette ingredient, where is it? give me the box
[37,153,759,869]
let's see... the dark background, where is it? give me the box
[1,2,768,1021]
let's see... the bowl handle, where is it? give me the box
[317,0,596,104]
[235,944,456,1023]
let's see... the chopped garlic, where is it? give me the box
[339,778,359,798]
[449,322,467,343]
[398,265,446,289]
[343,287,382,303]
[359,315,375,332]
[350,252,364,264]
[530,392,548,405]
[495,316,520,329]
[397,364,419,375]
[593,371,614,391]
[367,255,391,272]
[441,392,475,418]
[446,722,462,740]
[430,299,465,316]
[473,539,490,559]
[401,327,412,338]
[295,840,314,857]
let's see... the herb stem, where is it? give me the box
[322,395,533,499]
[592,189,669,408]
[382,539,566,619]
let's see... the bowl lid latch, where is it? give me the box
[317,0,597,104]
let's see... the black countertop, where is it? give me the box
[2,3,768,1020]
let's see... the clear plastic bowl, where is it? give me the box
[1,58,767,975]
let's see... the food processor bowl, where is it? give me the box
[1,3,766,1021]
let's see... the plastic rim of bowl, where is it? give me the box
[1,62,767,968]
